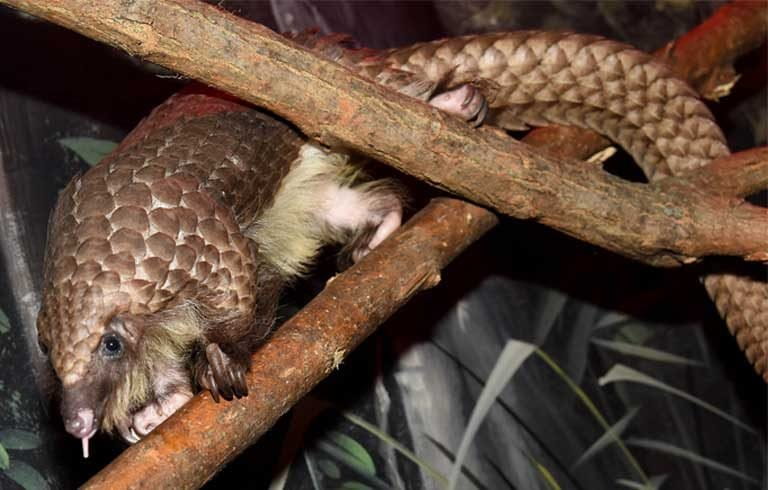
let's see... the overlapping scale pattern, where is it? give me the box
[379,31,730,179]
[39,32,768,384]
[38,92,303,384]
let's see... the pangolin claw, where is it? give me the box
[199,343,249,402]
[461,84,489,128]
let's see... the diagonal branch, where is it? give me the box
[2,0,766,267]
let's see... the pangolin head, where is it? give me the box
[36,118,266,442]
[38,91,284,445]
[35,171,179,440]
[36,241,153,440]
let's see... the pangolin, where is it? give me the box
[36,31,765,455]
[36,75,484,452]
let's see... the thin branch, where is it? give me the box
[659,0,768,98]
[660,147,768,199]
[2,0,766,267]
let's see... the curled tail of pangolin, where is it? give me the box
[705,274,768,381]
[338,31,768,380]
[378,31,731,180]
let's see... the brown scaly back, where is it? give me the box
[37,87,305,386]
[375,31,731,179]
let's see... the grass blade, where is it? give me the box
[4,460,49,490]
[316,439,389,489]
[627,438,759,486]
[530,457,562,490]
[591,339,703,367]
[599,365,757,435]
[0,443,8,470]
[0,430,41,451]
[616,474,668,489]
[536,351,648,483]
[342,412,448,488]
[573,406,639,469]
[447,340,535,490]
[328,432,376,477]
[0,308,9,334]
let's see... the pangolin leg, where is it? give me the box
[319,181,403,265]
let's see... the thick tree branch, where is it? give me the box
[2,0,766,267]
[661,147,768,199]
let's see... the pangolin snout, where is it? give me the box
[63,407,96,439]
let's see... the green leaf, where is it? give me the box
[328,432,376,477]
[317,458,340,479]
[574,406,640,468]
[341,411,448,487]
[316,440,389,488]
[0,443,9,470]
[616,475,668,490]
[447,340,535,490]
[59,137,118,166]
[595,312,631,330]
[0,430,41,450]
[339,482,373,490]
[592,339,703,367]
[599,364,757,434]
[0,308,10,334]
[627,438,759,486]
[4,460,49,490]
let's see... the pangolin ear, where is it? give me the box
[108,315,144,347]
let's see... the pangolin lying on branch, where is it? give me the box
[35,30,765,456]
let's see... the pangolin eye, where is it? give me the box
[101,334,123,359]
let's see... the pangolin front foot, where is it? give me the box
[123,390,193,442]
[428,84,489,127]
[196,343,249,402]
